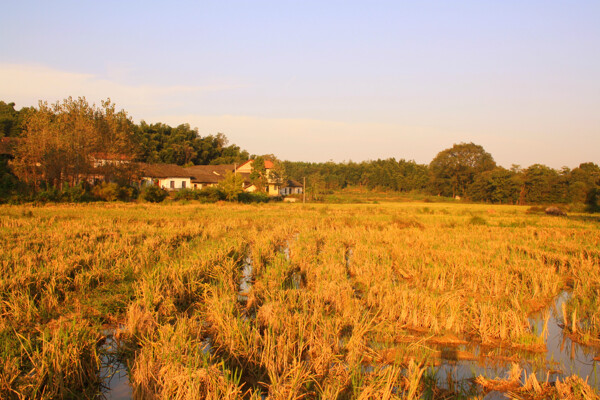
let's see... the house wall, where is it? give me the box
[236,162,253,174]
[159,177,191,190]
[141,177,191,190]
[279,187,303,196]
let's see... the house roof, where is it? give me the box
[185,164,235,183]
[139,163,193,179]
[237,159,275,170]
[286,179,303,188]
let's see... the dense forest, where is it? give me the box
[283,148,600,207]
[1,99,599,208]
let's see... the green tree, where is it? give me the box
[307,172,326,201]
[268,158,286,190]
[218,171,244,201]
[567,162,600,204]
[429,142,496,198]
[468,167,520,204]
[521,164,564,204]
[0,101,32,137]
[134,122,248,166]
[249,156,267,192]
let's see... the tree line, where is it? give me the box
[1,99,598,208]
[1,98,249,166]
[284,143,599,209]
[0,98,250,199]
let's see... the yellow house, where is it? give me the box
[237,160,303,196]
[236,159,281,196]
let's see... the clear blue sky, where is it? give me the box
[2,1,599,168]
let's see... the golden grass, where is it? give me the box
[0,202,599,398]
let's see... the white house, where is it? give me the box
[139,164,193,190]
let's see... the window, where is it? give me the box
[182,181,186,189]
[170,180,175,189]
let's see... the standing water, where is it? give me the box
[238,253,254,302]
[528,291,599,386]
[433,291,599,392]
[99,328,132,400]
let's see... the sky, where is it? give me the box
[1,1,599,168]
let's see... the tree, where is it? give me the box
[134,122,249,166]
[13,97,136,189]
[429,142,496,198]
[468,167,520,204]
[268,159,287,190]
[249,156,267,192]
[0,101,33,138]
[521,164,565,204]
[567,162,600,204]
[218,171,244,201]
[307,172,325,201]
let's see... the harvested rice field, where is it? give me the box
[1,202,599,399]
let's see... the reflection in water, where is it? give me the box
[201,336,213,355]
[100,329,132,400]
[529,291,599,387]
[433,291,599,391]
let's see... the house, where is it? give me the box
[280,179,303,196]
[139,163,194,190]
[136,159,304,197]
[236,159,283,196]
[184,164,236,190]
[90,153,134,168]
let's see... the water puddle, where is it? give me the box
[201,336,214,356]
[238,253,253,303]
[99,328,132,400]
[528,291,599,386]
[432,291,600,392]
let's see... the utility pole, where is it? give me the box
[303,177,306,204]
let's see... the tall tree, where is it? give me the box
[568,162,600,203]
[521,164,563,204]
[468,167,520,204]
[13,97,136,189]
[135,122,248,166]
[429,142,496,198]
[0,101,32,137]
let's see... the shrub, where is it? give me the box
[585,188,599,213]
[36,187,61,203]
[173,188,198,201]
[469,215,488,226]
[61,184,92,202]
[92,183,136,202]
[141,185,169,203]
[238,191,270,203]
[196,187,225,203]
[92,183,120,201]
